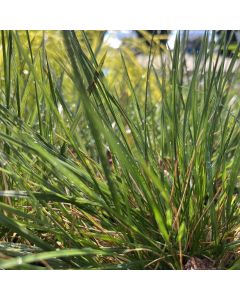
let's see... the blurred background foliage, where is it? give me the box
[1,30,239,116]
[0,30,169,114]
[1,30,239,142]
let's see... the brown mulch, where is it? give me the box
[184,257,216,270]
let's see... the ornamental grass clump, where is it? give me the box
[0,30,239,269]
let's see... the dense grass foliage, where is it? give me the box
[0,30,239,269]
